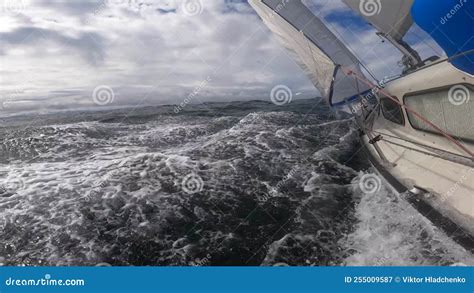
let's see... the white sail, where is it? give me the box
[249,0,371,107]
[342,0,414,41]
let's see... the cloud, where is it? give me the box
[0,0,443,115]
[36,0,105,15]
[1,0,319,113]
[0,26,106,64]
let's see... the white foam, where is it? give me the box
[342,172,474,266]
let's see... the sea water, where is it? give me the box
[0,99,471,266]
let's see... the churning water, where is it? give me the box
[0,99,472,266]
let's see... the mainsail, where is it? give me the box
[342,0,421,68]
[249,0,372,108]
[342,0,414,41]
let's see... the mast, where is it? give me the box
[378,33,422,71]
[342,0,423,72]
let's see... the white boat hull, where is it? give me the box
[362,58,474,250]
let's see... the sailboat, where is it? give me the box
[249,0,474,251]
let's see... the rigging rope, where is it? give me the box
[325,19,379,83]
[340,67,474,158]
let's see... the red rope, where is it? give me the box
[341,68,474,158]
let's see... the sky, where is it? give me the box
[0,0,444,114]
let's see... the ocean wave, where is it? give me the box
[0,101,471,266]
